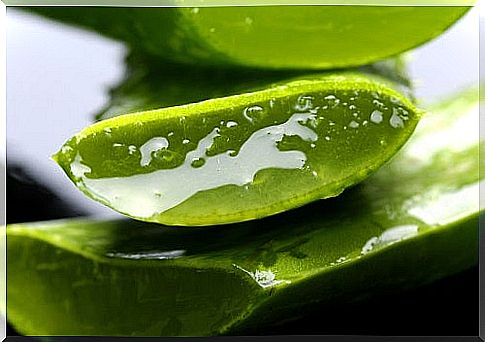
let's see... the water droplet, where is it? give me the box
[361,237,378,255]
[352,112,358,117]
[324,95,340,107]
[325,136,331,141]
[183,139,190,144]
[103,127,112,134]
[370,110,383,124]
[390,108,404,128]
[113,143,124,147]
[140,137,169,167]
[329,121,335,126]
[243,105,264,123]
[61,146,73,154]
[362,120,368,126]
[336,256,347,263]
[349,104,357,110]
[361,225,418,255]
[372,99,386,110]
[395,107,409,120]
[128,145,137,155]
[232,264,290,288]
[226,121,238,128]
[295,95,314,112]
[191,7,199,14]
[349,121,359,129]
[168,132,174,137]
[310,143,316,148]
[312,171,318,177]
[70,153,91,179]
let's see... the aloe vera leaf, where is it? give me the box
[28,6,469,69]
[96,54,412,121]
[7,87,481,336]
[53,73,420,226]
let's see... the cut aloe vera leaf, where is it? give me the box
[53,73,420,226]
[29,6,469,69]
[96,54,411,121]
[7,87,481,336]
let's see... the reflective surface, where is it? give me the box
[7,87,481,335]
[6,8,479,220]
[28,6,469,69]
[54,74,419,225]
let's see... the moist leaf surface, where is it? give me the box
[8,87,481,336]
[53,73,420,225]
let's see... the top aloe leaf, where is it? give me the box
[29,6,469,69]
[53,72,420,226]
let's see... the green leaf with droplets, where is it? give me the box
[28,6,469,69]
[7,87,481,336]
[95,54,412,121]
[53,72,420,226]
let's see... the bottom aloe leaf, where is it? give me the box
[7,87,481,336]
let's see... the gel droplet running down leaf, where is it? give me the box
[28,6,469,69]
[53,73,420,226]
[7,86,481,336]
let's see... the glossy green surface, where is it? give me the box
[96,55,411,121]
[29,6,469,69]
[7,87,481,336]
[53,73,420,226]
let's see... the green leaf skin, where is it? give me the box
[29,6,469,69]
[96,55,412,121]
[53,73,420,226]
[7,87,481,336]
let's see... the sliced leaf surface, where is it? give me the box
[96,55,411,121]
[29,6,469,69]
[7,87,481,336]
[54,73,420,225]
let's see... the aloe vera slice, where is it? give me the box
[29,6,469,69]
[7,87,481,336]
[53,73,420,226]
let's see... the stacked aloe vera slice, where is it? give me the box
[7,5,480,336]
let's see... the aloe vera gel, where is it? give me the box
[53,74,420,225]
